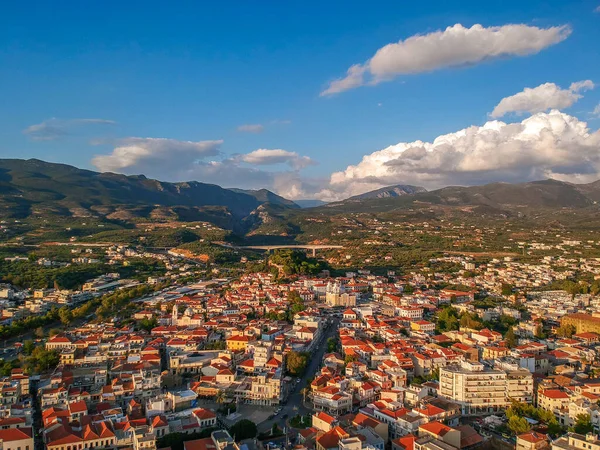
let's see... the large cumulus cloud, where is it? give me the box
[306,111,600,201]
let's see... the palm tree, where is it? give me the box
[215,390,226,404]
[301,387,309,404]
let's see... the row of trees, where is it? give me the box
[0,345,60,376]
[0,283,167,343]
[549,279,600,297]
[506,402,564,436]
[0,306,60,339]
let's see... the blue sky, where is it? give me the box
[1,0,599,200]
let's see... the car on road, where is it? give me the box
[268,414,275,420]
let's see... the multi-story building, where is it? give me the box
[439,361,533,415]
[234,373,282,406]
[561,314,600,334]
[312,386,353,415]
[251,342,272,369]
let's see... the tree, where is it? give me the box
[288,290,305,312]
[501,283,514,296]
[301,387,309,403]
[229,419,257,440]
[506,401,563,437]
[215,390,226,404]
[138,317,158,332]
[58,307,73,326]
[25,347,60,374]
[34,327,45,339]
[507,415,531,435]
[547,421,564,437]
[459,312,483,330]
[286,351,309,376]
[326,337,338,353]
[534,323,546,339]
[0,360,20,377]
[344,354,357,364]
[571,414,593,434]
[505,327,518,348]
[437,307,459,332]
[556,324,576,338]
[23,340,36,356]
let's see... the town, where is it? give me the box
[2,223,600,450]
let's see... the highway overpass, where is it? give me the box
[217,243,343,257]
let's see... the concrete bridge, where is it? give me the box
[217,243,343,257]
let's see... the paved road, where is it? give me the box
[258,317,340,434]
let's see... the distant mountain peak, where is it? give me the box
[348,184,427,201]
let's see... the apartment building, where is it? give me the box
[439,361,533,415]
[561,314,600,334]
[234,373,282,406]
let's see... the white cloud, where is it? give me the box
[301,110,600,201]
[237,124,265,133]
[321,64,367,96]
[593,104,600,117]
[236,120,291,133]
[23,118,116,141]
[240,149,316,170]
[92,137,223,175]
[491,80,595,118]
[189,160,280,188]
[321,23,571,96]
[570,80,595,92]
[91,139,315,192]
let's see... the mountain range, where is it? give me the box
[325,179,600,213]
[2,159,600,235]
[0,159,296,229]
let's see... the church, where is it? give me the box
[325,281,357,307]
[171,305,204,327]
